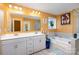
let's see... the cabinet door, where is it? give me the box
[15,39,27,55]
[34,36,40,52]
[34,35,46,52]
[26,37,33,54]
[2,42,16,55]
[39,36,46,50]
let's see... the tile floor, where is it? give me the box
[32,48,66,55]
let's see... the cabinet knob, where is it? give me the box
[68,42,71,44]
[39,40,41,42]
[15,45,18,48]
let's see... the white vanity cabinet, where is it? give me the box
[0,34,46,55]
[26,37,34,54]
[1,40,16,55]
[34,35,46,52]
[1,38,27,55]
[26,35,46,54]
[15,38,27,55]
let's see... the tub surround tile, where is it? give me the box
[55,32,74,39]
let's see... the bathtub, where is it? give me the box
[49,36,75,55]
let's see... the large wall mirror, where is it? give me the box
[0,10,4,34]
[8,14,23,32]
[8,13,41,33]
[23,18,31,32]
[23,16,41,31]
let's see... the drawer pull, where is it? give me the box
[39,40,41,42]
[68,42,71,44]
[15,45,18,48]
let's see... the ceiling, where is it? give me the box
[19,3,79,15]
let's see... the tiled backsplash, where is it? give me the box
[55,32,73,38]
[47,32,55,38]
[48,32,74,39]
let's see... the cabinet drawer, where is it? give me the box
[27,45,33,48]
[27,39,33,47]
[1,40,15,45]
[27,48,33,54]
[26,41,33,50]
[34,36,46,41]
[15,38,26,42]
[27,41,33,45]
[34,47,40,52]
[1,43,15,55]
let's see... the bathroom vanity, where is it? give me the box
[0,8,46,55]
[0,32,46,55]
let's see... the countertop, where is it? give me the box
[0,32,45,40]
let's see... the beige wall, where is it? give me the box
[56,11,76,33]
[0,3,77,34]
[0,3,56,34]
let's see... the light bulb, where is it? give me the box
[32,11,35,14]
[14,6,18,9]
[38,12,40,14]
[9,5,12,8]
[19,7,22,11]
[35,11,38,14]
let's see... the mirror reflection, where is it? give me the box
[8,14,41,32]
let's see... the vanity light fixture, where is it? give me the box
[14,6,18,9]
[9,4,23,11]
[9,4,12,8]
[19,7,22,11]
[31,10,40,15]
[35,11,38,14]
[32,11,35,14]
[38,12,40,14]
